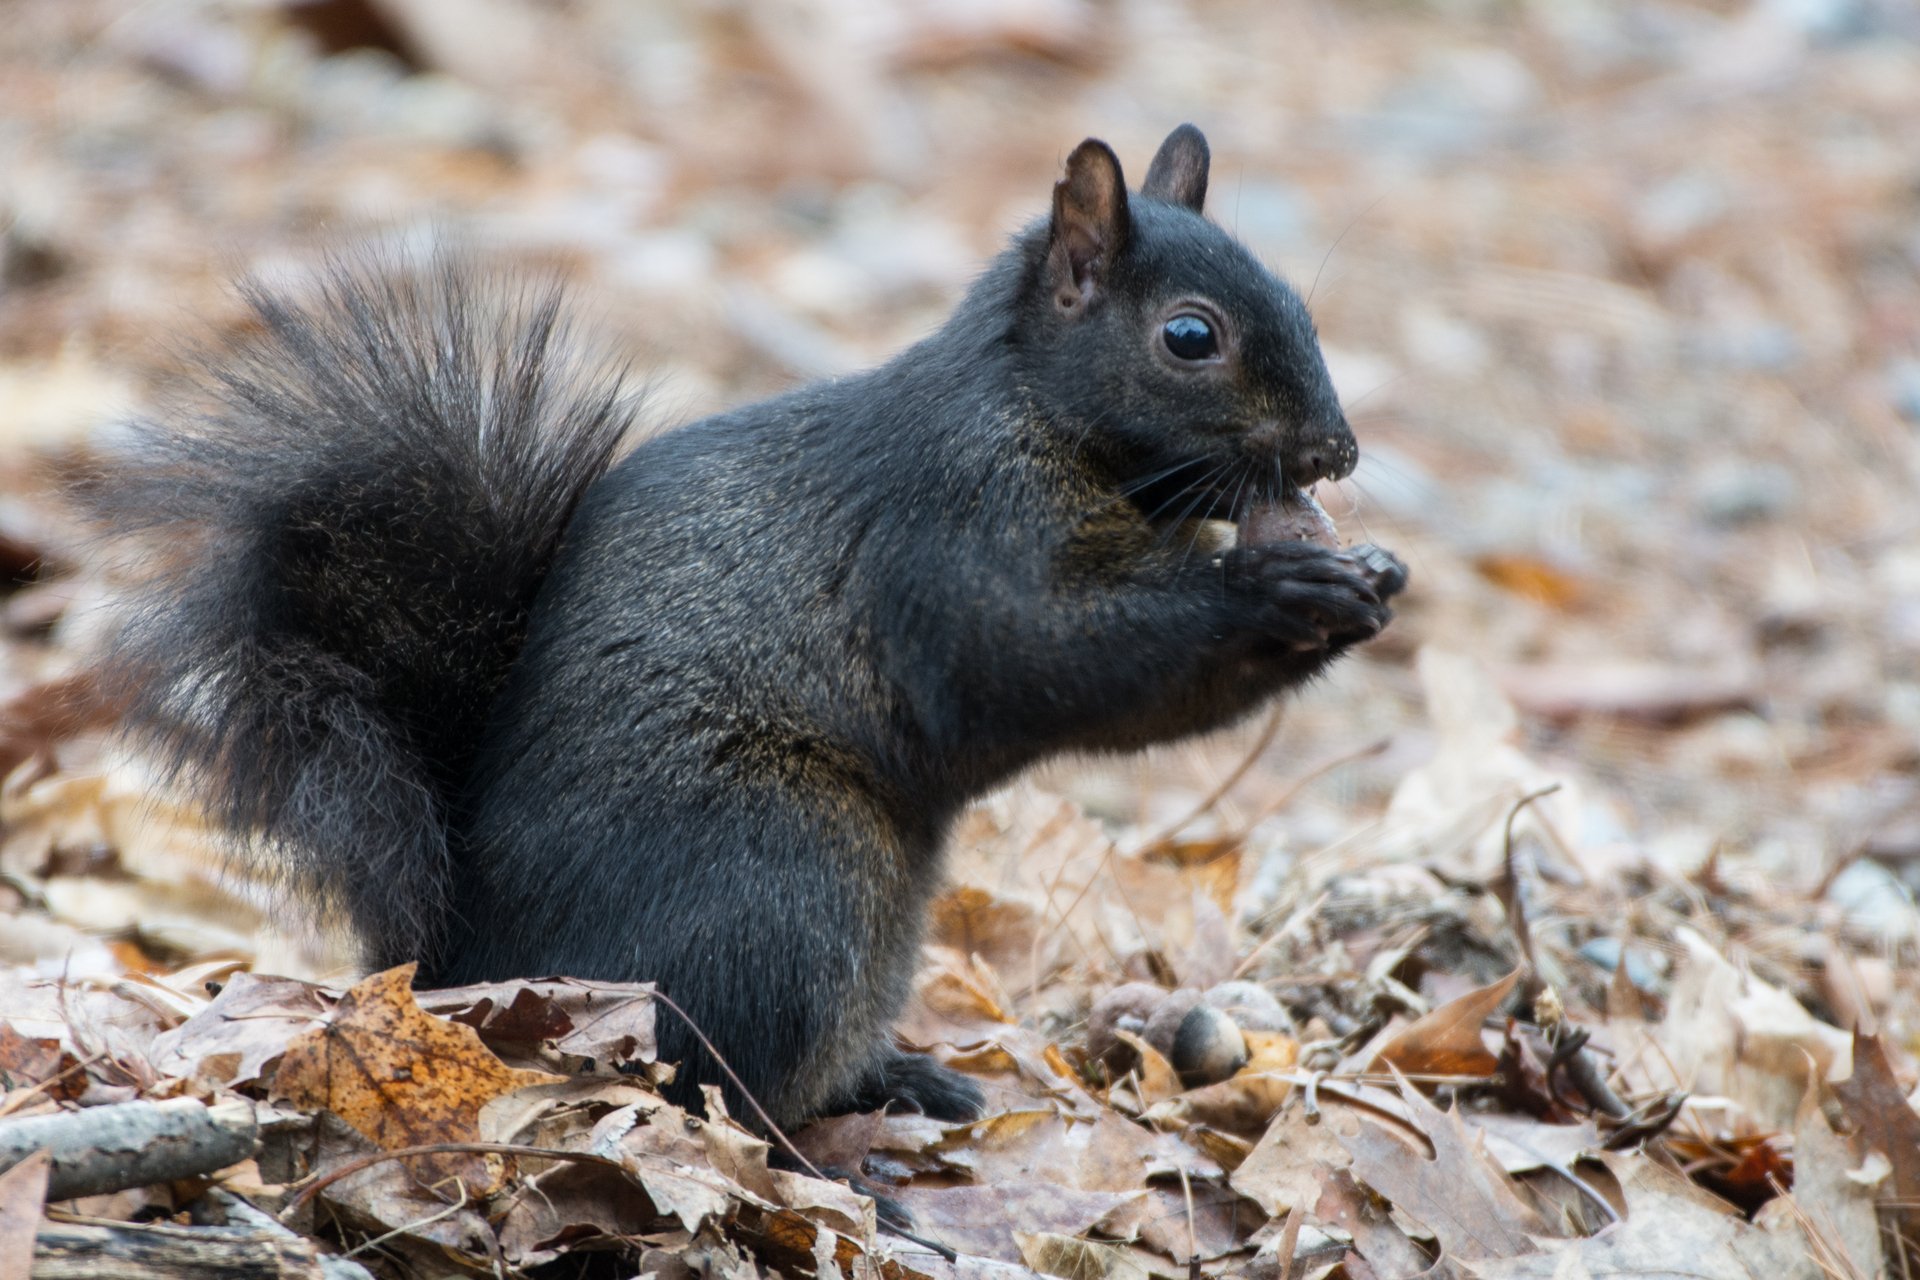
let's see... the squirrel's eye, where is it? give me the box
[1162,314,1219,362]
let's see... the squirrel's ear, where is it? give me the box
[1142,124,1209,212]
[1047,139,1130,312]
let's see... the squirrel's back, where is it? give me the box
[88,258,636,965]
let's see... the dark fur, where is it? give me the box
[92,128,1403,1130]
[87,261,634,958]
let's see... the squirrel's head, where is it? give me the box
[1012,125,1355,524]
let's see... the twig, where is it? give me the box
[202,1188,375,1280]
[648,992,959,1262]
[1496,783,1562,987]
[0,1096,257,1199]
[1271,1203,1304,1280]
[1147,705,1286,845]
[1176,1164,1198,1269]
[343,1176,470,1259]
[0,1052,105,1120]
[31,1219,338,1280]
[648,991,824,1182]
[1544,1024,1634,1122]
[1495,1133,1621,1227]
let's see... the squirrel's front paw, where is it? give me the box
[1350,543,1409,602]
[1225,541,1400,651]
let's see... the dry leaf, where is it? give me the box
[1017,1230,1152,1280]
[0,1148,50,1280]
[1471,1153,1823,1280]
[148,971,337,1090]
[1341,1075,1545,1261]
[1831,1029,1920,1228]
[1231,1104,1359,1216]
[418,976,658,1066]
[1312,1166,1433,1279]
[1764,1064,1884,1280]
[1368,968,1520,1079]
[272,964,564,1194]
[891,1183,1143,1264]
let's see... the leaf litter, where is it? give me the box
[2,0,1919,1277]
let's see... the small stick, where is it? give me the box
[203,1188,375,1280]
[649,991,957,1262]
[0,1097,257,1200]
[1148,706,1286,845]
[0,1052,105,1120]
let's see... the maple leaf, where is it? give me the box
[272,964,564,1195]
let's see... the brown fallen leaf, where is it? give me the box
[602,1100,777,1235]
[292,1111,497,1270]
[1017,1230,1152,1280]
[495,1158,660,1268]
[930,1107,1218,1196]
[1312,1166,1433,1279]
[928,884,1061,983]
[1098,1180,1261,1264]
[478,1076,661,1150]
[1341,1074,1545,1261]
[890,1182,1142,1264]
[1831,1029,1920,1171]
[147,971,338,1091]
[1620,927,1851,1132]
[1367,968,1520,1080]
[791,1106,887,1174]
[0,1148,50,1280]
[271,964,565,1195]
[1113,1029,1183,1109]
[1141,1068,1294,1136]
[1763,1065,1884,1280]
[1231,1103,1360,1216]
[1831,1029,1920,1244]
[0,1022,80,1106]
[1471,1153,1822,1280]
[417,976,659,1066]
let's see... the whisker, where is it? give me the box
[1336,478,1431,575]
[1118,455,1212,498]
[1183,461,1255,572]
[1153,463,1233,551]
[1341,373,1406,414]
[1307,196,1384,307]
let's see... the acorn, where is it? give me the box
[1239,487,1337,550]
[1145,988,1249,1088]
[1202,980,1291,1034]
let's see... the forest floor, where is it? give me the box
[1,1,1917,1277]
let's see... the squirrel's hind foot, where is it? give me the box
[833,1048,985,1123]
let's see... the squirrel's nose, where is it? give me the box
[1286,427,1358,486]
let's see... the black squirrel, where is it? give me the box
[94,126,1405,1129]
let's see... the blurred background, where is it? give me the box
[0,0,1916,982]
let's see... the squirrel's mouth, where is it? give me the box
[1133,467,1338,552]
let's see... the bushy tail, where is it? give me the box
[83,256,636,966]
